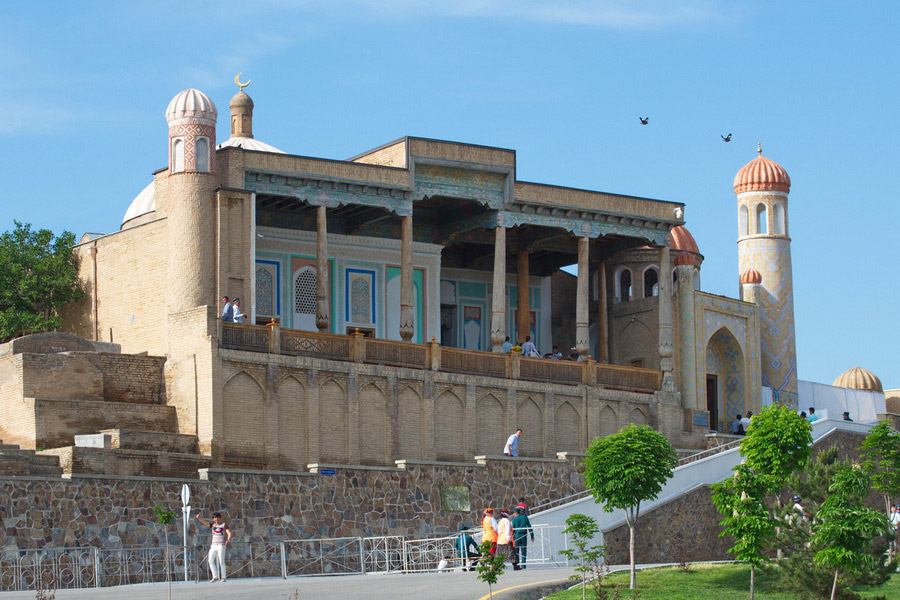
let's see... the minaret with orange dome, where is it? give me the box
[733,144,798,406]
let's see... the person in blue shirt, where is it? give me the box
[501,336,512,353]
[806,407,819,422]
[503,429,522,456]
[455,525,480,570]
[221,296,234,322]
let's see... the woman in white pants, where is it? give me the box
[196,512,232,582]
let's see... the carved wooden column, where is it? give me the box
[490,225,507,352]
[575,237,590,360]
[596,260,608,362]
[316,205,330,333]
[658,245,676,392]
[399,215,414,341]
[516,249,530,344]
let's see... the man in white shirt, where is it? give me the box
[231,298,247,323]
[503,429,522,456]
[740,413,752,431]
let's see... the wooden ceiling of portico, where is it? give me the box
[255,193,652,276]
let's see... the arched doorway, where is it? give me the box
[705,327,745,432]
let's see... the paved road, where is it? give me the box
[0,566,577,600]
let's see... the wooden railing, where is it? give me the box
[219,323,662,392]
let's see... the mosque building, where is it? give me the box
[3,81,882,474]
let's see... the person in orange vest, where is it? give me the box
[481,508,498,554]
[496,510,518,568]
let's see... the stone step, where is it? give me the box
[33,398,178,449]
[43,446,212,479]
[99,429,199,454]
[0,462,63,477]
[0,451,63,466]
[0,443,25,452]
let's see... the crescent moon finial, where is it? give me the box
[234,72,251,91]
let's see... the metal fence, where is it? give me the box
[0,525,566,592]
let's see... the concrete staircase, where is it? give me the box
[0,441,63,477]
[39,429,210,479]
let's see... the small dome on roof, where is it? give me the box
[230,90,254,109]
[674,251,695,266]
[166,89,217,123]
[217,137,285,153]
[122,182,155,226]
[833,367,883,393]
[734,146,790,194]
[668,225,700,254]
[740,268,762,284]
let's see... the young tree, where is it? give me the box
[153,505,177,600]
[475,540,506,599]
[740,404,812,480]
[559,513,605,600]
[582,423,677,589]
[0,222,82,341]
[812,466,890,600]
[711,464,775,600]
[860,420,900,514]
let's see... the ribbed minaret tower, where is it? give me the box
[163,89,219,314]
[734,144,798,407]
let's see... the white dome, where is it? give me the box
[165,89,217,123]
[217,137,285,153]
[122,182,155,226]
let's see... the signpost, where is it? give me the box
[181,484,191,583]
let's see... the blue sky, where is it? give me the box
[1,1,896,389]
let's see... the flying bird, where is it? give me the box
[721,133,732,142]
[639,117,649,125]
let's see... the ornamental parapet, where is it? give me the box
[219,322,662,393]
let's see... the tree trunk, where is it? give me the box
[629,523,636,589]
[750,563,755,600]
[582,556,586,600]
[830,568,839,600]
[165,534,172,600]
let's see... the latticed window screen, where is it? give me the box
[256,268,275,316]
[294,268,316,314]
[350,277,371,324]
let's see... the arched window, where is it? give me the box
[773,203,786,235]
[615,268,633,303]
[693,267,701,290]
[643,267,659,298]
[293,267,317,331]
[739,205,749,237]
[172,138,184,173]
[196,137,209,172]
[756,204,768,234]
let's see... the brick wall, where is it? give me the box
[0,456,583,550]
[218,348,663,470]
[60,219,169,356]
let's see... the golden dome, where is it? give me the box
[832,367,883,393]
[734,147,790,194]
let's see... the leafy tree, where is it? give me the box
[813,466,891,600]
[740,404,812,480]
[475,540,506,599]
[710,464,775,600]
[776,449,895,600]
[582,423,676,589]
[860,420,900,514]
[0,222,82,341]
[153,505,177,600]
[559,513,605,600]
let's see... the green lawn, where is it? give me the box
[545,563,900,600]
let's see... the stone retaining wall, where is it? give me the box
[0,456,584,550]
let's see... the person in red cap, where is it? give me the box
[481,508,498,554]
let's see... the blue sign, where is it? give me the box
[320,468,337,476]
